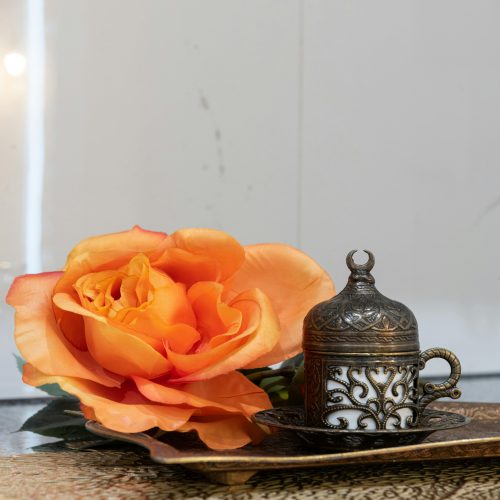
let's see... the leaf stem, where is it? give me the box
[245,366,296,383]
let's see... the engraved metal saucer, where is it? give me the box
[253,406,469,451]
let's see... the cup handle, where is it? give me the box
[418,347,461,416]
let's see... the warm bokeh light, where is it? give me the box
[3,52,27,77]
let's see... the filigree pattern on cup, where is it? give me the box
[323,365,419,430]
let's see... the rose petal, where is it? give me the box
[178,415,267,450]
[181,370,271,417]
[167,333,247,377]
[152,228,245,286]
[53,292,171,378]
[22,364,192,433]
[172,228,245,281]
[7,273,123,387]
[84,316,173,378]
[170,288,280,382]
[55,226,171,295]
[187,282,242,342]
[52,227,172,349]
[162,324,201,354]
[127,330,165,353]
[74,269,121,315]
[56,309,86,351]
[127,283,196,334]
[224,244,335,367]
[152,248,219,287]
[133,371,270,416]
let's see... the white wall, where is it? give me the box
[0,0,30,398]
[1,0,499,397]
[300,1,500,375]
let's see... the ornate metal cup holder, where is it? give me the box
[253,406,469,451]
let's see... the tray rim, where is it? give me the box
[85,420,500,468]
[85,400,500,470]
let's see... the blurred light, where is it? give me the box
[25,0,45,274]
[3,52,27,77]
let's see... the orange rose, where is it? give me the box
[7,227,334,449]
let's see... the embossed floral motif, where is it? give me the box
[306,292,418,334]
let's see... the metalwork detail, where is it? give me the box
[302,250,463,433]
[305,333,416,344]
[418,347,462,416]
[305,293,418,334]
[254,406,470,451]
[322,365,418,430]
[304,355,324,427]
[346,249,375,283]
[303,249,419,355]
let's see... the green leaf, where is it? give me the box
[267,363,304,407]
[13,353,74,398]
[281,353,304,369]
[277,389,289,400]
[267,385,287,394]
[269,388,290,406]
[244,366,296,384]
[19,398,99,442]
[239,367,270,377]
[286,363,305,405]
[37,383,76,398]
[259,375,288,392]
[240,353,306,406]
[14,353,25,374]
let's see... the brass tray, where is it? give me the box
[86,402,500,485]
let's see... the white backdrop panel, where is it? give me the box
[43,0,301,270]
[300,1,500,374]
[0,0,31,398]
[1,0,500,398]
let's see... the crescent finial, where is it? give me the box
[346,249,375,272]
